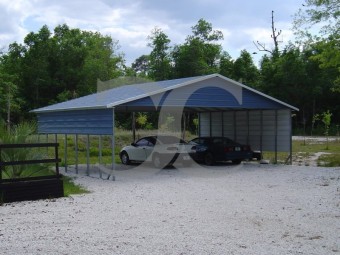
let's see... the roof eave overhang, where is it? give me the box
[31,105,109,114]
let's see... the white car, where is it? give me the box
[119,135,195,168]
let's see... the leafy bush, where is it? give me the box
[0,122,48,178]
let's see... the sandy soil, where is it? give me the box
[1,163,339,255]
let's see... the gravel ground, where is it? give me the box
[1,163,339,255]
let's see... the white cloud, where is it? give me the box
[0,0,305,64]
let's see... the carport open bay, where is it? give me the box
[1,163,339,255]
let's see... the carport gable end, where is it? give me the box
[115,75,298,111]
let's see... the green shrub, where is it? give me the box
[0,122,48,178]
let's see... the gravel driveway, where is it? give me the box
[1,163,339,255]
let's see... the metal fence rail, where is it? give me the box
[0,143,60,180]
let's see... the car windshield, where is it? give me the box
[190,138,207,145]
[156,136,187,144]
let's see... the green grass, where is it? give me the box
[317,153,340,167]
[63,176,90,196]
[293,139,340,167]
[292,139,340,153]
[261,139,340,166]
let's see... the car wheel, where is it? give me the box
[232,159,241,164]
[204,152,214,166]
[153,154,164,168]
[120,151,130,165]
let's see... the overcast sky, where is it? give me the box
[0,0,305,65]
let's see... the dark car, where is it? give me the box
[189,137,254,165]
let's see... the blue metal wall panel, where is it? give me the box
[242,89,283,109]
[122,87,240,108]
[121,96,155,107]
[185,87,240,107]
[120,91,172,108]
[37,109,113,135]
[123,86,286,109]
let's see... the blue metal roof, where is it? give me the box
[32,74,298,113]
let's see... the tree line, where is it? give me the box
[0,0,339,135]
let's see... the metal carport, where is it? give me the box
[32,74,298,175]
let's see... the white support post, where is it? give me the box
[75,134,78,174]
[233,111,237,141]
[111,108,115,171]
[45,134,48,154]
[247,110,250,145]
[182,112,186,140]
[289,110,293,165]
[86,134,90,176]
[99,135,102,164]
[64,134,68,172]
[209,112,212,137]
[132,112,136,142]
[275,110,278,164]
[260,110,263,154]
[198,113,201,136]
[99,135,102,179]
[221,112,224,137]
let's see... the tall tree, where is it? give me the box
[20,25,53,109]
[3,24,124,117]
[0,43,24,125]
[147,28,171,81]
[294,0,339,38]
[131,55,150,78]
[259,44,338,130]
[232,50,259,88]
[293,0,340,92]
[219,51,234,78]
[172,19,223,78]
[0,64,20,128]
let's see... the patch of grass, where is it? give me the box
[63,176,90,196]
[293,139,340,167]
[261,151,290,164]
[293,140,340,153]
[317,153,340,167]
[260,139,340,166]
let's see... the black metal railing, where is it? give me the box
[0,143,60,181]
